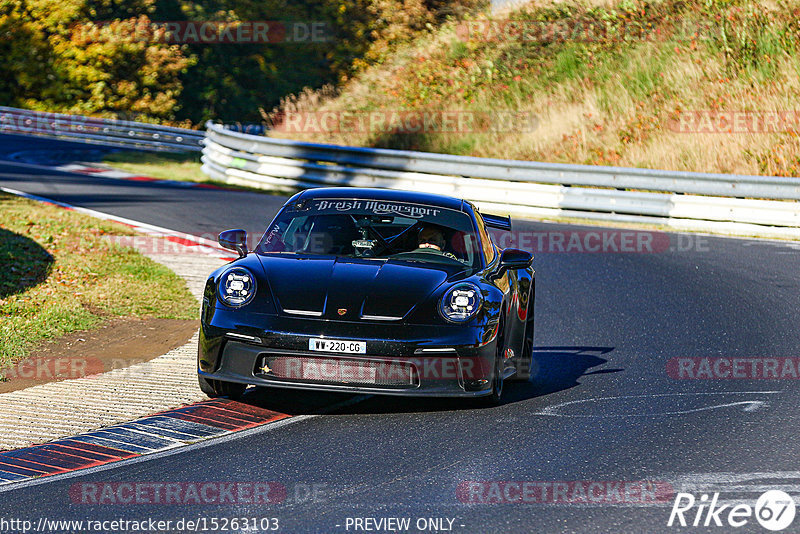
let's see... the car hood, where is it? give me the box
[255,255,463,321]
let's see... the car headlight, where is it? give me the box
[217,267,256,308]
[439,282,482,323]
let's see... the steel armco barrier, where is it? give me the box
[0,106,204,152]
[201,122,800,238]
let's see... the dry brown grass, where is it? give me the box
[266,0,800,177]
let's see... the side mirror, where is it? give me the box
[490,248,532,280]
[218,229,248,258]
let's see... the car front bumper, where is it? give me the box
[198,312,500,397]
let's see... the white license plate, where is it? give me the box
[308,338,366,354]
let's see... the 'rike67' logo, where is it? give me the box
[668,490,796,531]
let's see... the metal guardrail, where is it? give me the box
[201,122,800,238]
[0,106,204,152]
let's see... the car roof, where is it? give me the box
[288,187,469,212]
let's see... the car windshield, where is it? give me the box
[258,197,482,271]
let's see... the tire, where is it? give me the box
[511,282,535,382]
[510,337,533,382]
[476,319,505,407]
[511,323,534,382]
[198,375,247,400]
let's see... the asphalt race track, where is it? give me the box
[1,134,799,533]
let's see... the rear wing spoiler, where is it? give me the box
[482,213,512,232]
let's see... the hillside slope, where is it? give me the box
[269,0,800,177]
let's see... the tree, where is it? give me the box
[1,0,192,122]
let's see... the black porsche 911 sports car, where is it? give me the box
[198,187,534,405]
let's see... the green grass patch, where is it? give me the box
[102,151,205,183]
[102,150,295,194]
[0,192,197,369]
[102,151,268,192]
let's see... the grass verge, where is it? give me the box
[101,151,265,192]
[102,151,205,182]
[0,191,198,369]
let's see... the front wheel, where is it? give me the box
[510,325,534,382]
[511,281,535,382]
[476,322,505,407]
[198,375,247,400]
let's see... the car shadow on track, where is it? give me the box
[0,226,54,299]
[496,345,621,407]
[233,346,619,415]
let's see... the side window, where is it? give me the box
[475,212,496,264]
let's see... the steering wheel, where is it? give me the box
[391,249,463,265]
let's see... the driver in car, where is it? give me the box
[415,226,457,260]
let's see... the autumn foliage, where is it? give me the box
[0,0,483,125]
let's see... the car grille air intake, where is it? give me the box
[257,355,417,388]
